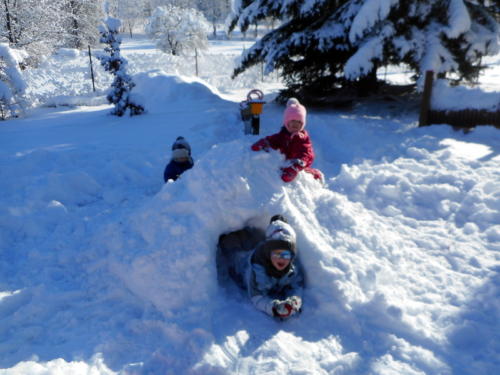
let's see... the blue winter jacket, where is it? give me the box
[232,248,304,316]
[163,158,194,182]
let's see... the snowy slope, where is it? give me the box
[0,37,499,375]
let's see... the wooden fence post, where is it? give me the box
[419,70,434,127]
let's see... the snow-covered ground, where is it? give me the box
[0,35,499,375]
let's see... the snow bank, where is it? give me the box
[100,123,499,373]
[44,94,108,107]
[1,355,115,375]
[132,71,225,113]
[432,79,500,111]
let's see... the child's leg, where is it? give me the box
[218,231,245,255]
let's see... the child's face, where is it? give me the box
[270,249,292,271]
[287,120,303,132]
[174,156,189,163]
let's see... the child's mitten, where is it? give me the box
[272,300,294,318]
[286,296,302,313]
[281,166,298,182]
[251,138,269,152]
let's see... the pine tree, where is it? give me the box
[230,0,499,101]
[98,17,144,117]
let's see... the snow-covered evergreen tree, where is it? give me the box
[98,17,144,117]
[0,43,26,119]
[230,0,500,99]
[146,5,210,56]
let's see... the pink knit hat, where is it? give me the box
[283,98,306,132]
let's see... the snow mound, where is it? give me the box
[105,142,296,318]
[132,71,226,114]
[97,128,499,373]
[2,355,115,375]
[44,94,108,107]
[99,142,370,372]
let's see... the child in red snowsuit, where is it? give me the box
[251,98,323,183]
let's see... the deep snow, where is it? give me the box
[0,35,499,375]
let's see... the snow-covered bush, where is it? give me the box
[0,43,27,119]
[97,17,144,117]
[146,5,210,56]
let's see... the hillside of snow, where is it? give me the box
[0,36,499,375]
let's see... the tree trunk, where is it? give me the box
[3,0,15,44]
[356,66,379,96]
[195,48,198,76]
[69,1,81,49]
[73,17,81,49]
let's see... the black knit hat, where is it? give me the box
[172,136,191,153]
[270,214,288,224]
[171,136,192,160]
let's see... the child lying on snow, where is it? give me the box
[217,215,304,320]
[251,98,323,183]
[163,136,194,183]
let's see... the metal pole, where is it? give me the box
[195,48,199,77]
[251,115,260,135]
[88,45,96,92]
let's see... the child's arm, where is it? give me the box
[251,132,284,152]
[294,137,315,168]
[247,264,276,316]
[251,137,270,151]
[277,264,304,314]
[163,161,179,182]
[281,137,315,182]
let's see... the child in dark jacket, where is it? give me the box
[251,98,323,183]
[217,215,304,320]
[163,136,194,182]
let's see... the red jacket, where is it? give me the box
[260,127,315,169]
